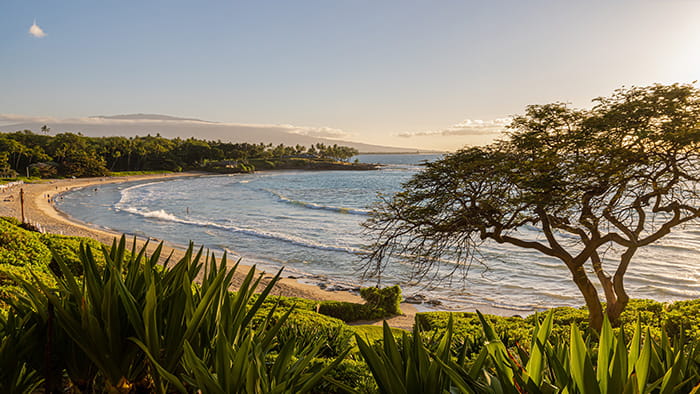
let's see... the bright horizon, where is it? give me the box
[1,1,698,151]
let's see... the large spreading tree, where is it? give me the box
[363,83,700,330]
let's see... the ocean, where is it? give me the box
[55,154,700,312]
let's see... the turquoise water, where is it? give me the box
[56,154,700,312]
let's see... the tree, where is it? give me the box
[363,83,700,331]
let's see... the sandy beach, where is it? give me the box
[0,173,421,329]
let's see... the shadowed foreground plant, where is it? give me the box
[359,310,700,394]
[460,312,700,393]
[11,235,348,393]
[0,307,44,393]
[355,316,486,394]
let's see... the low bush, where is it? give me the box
[0,219,51,267]
[309,357,375,394]
[361,285,402,315]
[319,285,403,322]
[416,311,534,347]
[274,309,354,358]
[39,233,106,276]
[664,299,700,340]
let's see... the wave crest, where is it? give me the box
[267,190,370,215]
[116,206,367,255]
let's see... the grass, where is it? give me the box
[108,170,175,176]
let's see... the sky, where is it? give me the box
[1,1,698,151]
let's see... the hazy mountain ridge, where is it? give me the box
[2,114,418,153]
[91,114,212,123]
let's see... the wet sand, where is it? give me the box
[1,173,529,329]
[0,173,423,329]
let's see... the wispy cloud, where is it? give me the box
[282,125,349,139]
[0,113,351,139]
[28,20,47,38]
[398,118,511,138]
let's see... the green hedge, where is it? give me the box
[253,301,354,359]
[416,298,700,348]
[308,357,375,393]
[318,285,403,322]
[0,218,52,267]
[39,233,107,276]
[0,217,108,307]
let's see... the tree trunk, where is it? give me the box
[606,247,635,326]
[570,264,604,331]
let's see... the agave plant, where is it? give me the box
[10,235,350,393]
[356,316,487,394]
[451,311,700,393]
[0,307,44,394]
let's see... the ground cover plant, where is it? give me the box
[0,217,698,392]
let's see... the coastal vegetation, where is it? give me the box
[1,217,699,392]
[363,83,700,331]
[1,83,698,392]
[0,131,362,178]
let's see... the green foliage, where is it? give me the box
[364,83,700,330]
[2,236,349,392]
[361,285,402,315]
[0,130,364,178]
[270,309,354,358]
[417,299,700,349]
[38,233,107,276]
[0,219,111,307]
[664,300,700,340]
[416,311,534,348]
[308,357,376,394]
[0,308,44,393]
[319,285,403,322]
[108,170,174,176]
[0,219,55,305]
[0,218,52,267]
[0,216,21,227]
[319,300,377,322]
[362,309,700,393]
[356,318,486,394]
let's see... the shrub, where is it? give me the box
[0,217,21,227]
[360,285,402,315]
[319,301,375,322]
[0,219,51,267]
[416,311,533,347]
[309,357,375,394]
[664,299,700,340]
[274,309,354,358]
[39,233,107,276]
[318,285,403,322]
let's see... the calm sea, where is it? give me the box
[55,154,700,312]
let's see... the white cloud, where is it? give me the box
[282,125,349,139]
[397,118,511,138]
[29,20,47,38]
[0,113,351,139]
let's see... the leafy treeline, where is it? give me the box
[0,130,359,178]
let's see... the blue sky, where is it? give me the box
[1,1,698,150]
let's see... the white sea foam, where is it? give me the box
[119,206,367,255]
[266,189,370,215]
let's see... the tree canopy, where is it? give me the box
[0,131,359,178]
[363,83,700,330]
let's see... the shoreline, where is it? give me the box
[0,172,525,328]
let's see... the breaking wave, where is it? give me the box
[266,189,370,215]
[116,206,366,255]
